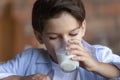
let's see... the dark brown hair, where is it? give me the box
[32,0,86,33]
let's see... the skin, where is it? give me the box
[3,12,120,80]
[39,12,86,63]
[39,12,120,78]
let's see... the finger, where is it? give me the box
[67,49,87,57]
[66,44,84,51]
[66,42,86,52]
[68,39,83,47]
[66,44,87,54]
[66,43,80,50]
[67,49,82,55]
[71,55,85,62]
[32,74,50,80]
[42,75,51,80]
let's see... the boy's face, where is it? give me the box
[39,12,86,62]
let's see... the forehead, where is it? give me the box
[43,12,80,34]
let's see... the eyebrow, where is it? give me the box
[45,26,80,35]
[70,26,80,32]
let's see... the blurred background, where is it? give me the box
[0,0,120,62]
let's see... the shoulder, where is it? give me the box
[17,48,44,58]
[93,45,119,63]
[83,40,120,68]
[82,40,113,62]
[93,45,112,54]
[93,45,120,69]
[82,40,112,55]
[82,40,112,61]
[18,48,47,57]
[13,48,49,63]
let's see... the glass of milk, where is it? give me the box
[55,43,79,72]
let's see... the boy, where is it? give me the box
[0,0,120,80]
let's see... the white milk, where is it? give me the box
[55,48,79,72]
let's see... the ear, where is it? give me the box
[81,20,86,37]
[34,31,44,44]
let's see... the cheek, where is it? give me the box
[72,33,83,41]
[43,40,59,52]
[77,30,85,39]
[44,41,60,60]
[44,42,55,57]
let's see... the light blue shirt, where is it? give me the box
[0,40,120,80]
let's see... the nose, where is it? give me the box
[62,35,70,45]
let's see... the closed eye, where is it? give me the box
[69,33,78,36]
[49,36,59,40]
[69,26,80,37]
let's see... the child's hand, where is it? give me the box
[66,39,120,78]
[66,39,99,71]
[21,74,51,80]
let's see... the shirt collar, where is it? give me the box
[36,49,51,64]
